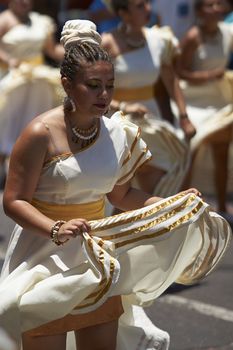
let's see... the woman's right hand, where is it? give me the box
[207,67,225,81]
[57,218,91,243]
[8,57,20,69]
[123,102,149,119]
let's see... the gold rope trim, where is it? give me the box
[178,217,231,284]
[75,259,115,309]
[91,192,194,234]
[43,152,72,167]
[74,237,116,310]
[117,147,150,184]
[122,127,141,167]
[101,195,200,242]
[115,201,204,249]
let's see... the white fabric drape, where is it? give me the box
[0,193,231,348]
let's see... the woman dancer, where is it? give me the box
[0,19,231,350]
[176,0,233,216]
[101,0,196,197]
[0,0,64,182]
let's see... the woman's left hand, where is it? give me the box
[181,188,202,197]
[180,115,196,140]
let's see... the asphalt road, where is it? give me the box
[0,193,232,350]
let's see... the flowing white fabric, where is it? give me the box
[117,300,170,350]
[0,193,231,347]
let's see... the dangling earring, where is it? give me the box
[69,97,76,112]
[64,96,76,113]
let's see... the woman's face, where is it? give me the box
[123,0,152,27]
[67,60,114,119]
[198,0,224,22]
[9,0,32,17]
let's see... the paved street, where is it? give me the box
[0,192,232,350]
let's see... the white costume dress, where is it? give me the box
[0,113,231,349]
[179,22,233,193]
[0,12,63,156]
[113,26,190,197]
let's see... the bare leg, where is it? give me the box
[206,126,232,213]
[22,332,67,350]
[211,141,230,212]
[0,153,7,189]
[136,164,166,195]
[75,319,118,350]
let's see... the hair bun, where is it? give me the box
[60,19,102,49]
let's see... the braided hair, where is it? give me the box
[60,41,112,83]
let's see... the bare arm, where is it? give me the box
[3,121,89,243]
[43,33,64,62]
[0,12,20,68]
[107,181,201,212]
[160,63,187,116]
[160,63,196,139]
[107,181,162,211]
[3,121,55,236]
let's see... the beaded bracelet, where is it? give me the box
[50,220,67,246]
[179,113,189,120]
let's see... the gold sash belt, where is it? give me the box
[31,197,105,221]
[23,55,44,66]
[0,55,44,70]
[113,85,154,102]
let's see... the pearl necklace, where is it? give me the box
[71,121,99,146]
[118,23,146,49]
[125,36,146,49]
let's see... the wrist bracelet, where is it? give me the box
[179,113,188,120]
[50,220,67,246]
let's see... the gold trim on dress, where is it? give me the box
[122,127,142,167]
[117,146,151,184]
[91,193,196,234]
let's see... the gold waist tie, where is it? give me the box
[113,85,154,102]
[31,197,105,221]
[22,55,44,66]
[0,55,44,70]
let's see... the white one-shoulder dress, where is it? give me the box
[0,112,231,349]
